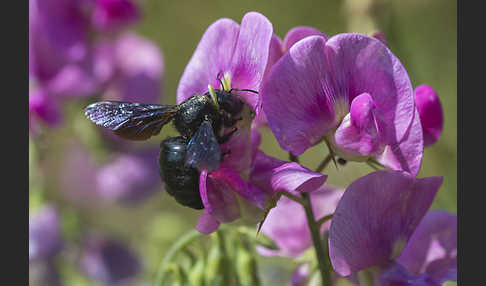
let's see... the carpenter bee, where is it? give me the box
[84,75,257,209]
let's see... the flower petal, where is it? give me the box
[196,209,221,234]
[106,33,164,103]
[378,262,441,286]
[210,168,268,209]
[250,150,327,197]
[414,85,443,147]
[199,170,240,223]
[376,107,424,176]
[29,206,63,262]
[325,33,415,144]
[397,210,457,283]
[328,171,442,276]
[91,0,140,31]
[257,186,342,257]
[283,26,328,51]
[229,12,273,110]
[177,18,240,103]
[333,93,382,157]
[261,36,335,155]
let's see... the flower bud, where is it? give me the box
[414,85,444,147]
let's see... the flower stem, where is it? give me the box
[302,192,332,286]
[316,154,333,173]
[154,229,202,286]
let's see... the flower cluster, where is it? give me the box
[29,0,164,135]
[174,11,453,286]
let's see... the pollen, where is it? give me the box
[222,72,232,92]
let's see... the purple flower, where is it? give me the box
[253,26,328,129]
[96,148,161,204]
[59,144,162,205]
[91,0,140,31]
[29,205,63,263]
[261,33,424,176]
[328,171,455,285]
[195,131,328,234]
[414,85,443,147]
[290,263,311,286]
[80,235,141,286]
[29,0,88,82]
[102,32,164,104]
[177,11,273,112]
[29,88,62,134]
[256,185,342,258]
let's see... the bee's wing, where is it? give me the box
[185,120,221,172]
[84,101,178,140]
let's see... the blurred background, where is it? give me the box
[29,0,456,285]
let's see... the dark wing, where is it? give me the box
[185,120,221,172]
[84,101,178,140]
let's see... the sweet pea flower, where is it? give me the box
[254,26,328,129]
[59,144,162,205]
[96,148,161,203]
[256,185,342,258]
[176,12,328,235]
[328,171,455,285]
[177,11,273,113]
[91,0,140,31]
[80,235,141,286]
[195,131,328,234]
[29,88,62,134]
[261,33,424,176]
[414,85,443,147]
[29,205,63,263]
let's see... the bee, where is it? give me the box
[84,75,257,209]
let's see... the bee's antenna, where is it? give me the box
[229,88,259,94]
[216,71,224,90]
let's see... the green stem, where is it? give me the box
[302,192,332,286]
[316,154,333,173]
[154,229,202,286]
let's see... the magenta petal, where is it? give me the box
[328,171,442,276]
[261,36,335,155]
[250,150,327,197]
[262,34,283,80]
[397,210,457,283]
[177,18,239,103]
[196,209,221,234]
[414,85,443,147]
[199,171,240,223]
[376,107,424,176]
[210,168,268,209]
[92,0,140,31]
[29,89,62,127]
[334,93,382,157]
[325,33,415,144]
[107,33,164,103]
[258,186,342,257]
[283,26,328,51]
[229,12,273,109]
[271,162,327,194]
[379,262,441,286]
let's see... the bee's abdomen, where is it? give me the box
[159,136,204,209]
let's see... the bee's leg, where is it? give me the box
[217,127,238,144]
